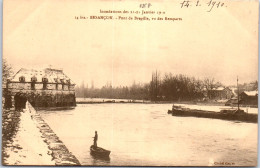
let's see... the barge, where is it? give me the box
[168,105,258,123]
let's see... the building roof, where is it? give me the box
[211,87,232,91]
[242,90,258,96]
[9,68,75,85]
[212,87,225,91]
[216,87,225,91]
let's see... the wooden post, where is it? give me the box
[237,76,240,110]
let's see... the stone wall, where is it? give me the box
[3,84,76,109]
[27,103,81,165]
[7,82,75,91]
[2,103,81,166]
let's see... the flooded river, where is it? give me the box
[39,103,257,166]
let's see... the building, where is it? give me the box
[208,87,234,100]
[3,68,76,110]
[240,90,258,105]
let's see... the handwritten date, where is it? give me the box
[180,0,226,12]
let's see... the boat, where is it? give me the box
[168,105,257,123]
[168,77,258,123]
[90,145,111,157]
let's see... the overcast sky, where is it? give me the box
[3,0,258,88]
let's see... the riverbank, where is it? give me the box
[2,102,80,166]
[76,98,225,106]
[76,98,257,108]
[76,97,218,104]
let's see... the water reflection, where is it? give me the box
[90,153,111,164]
[39,103,258,166]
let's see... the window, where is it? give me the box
[31,77,37,82]
[62,84,64,90]
[42,78,48,82]
[56,83,58,90]
[19,76,25,82]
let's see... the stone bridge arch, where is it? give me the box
[14,93,27,111]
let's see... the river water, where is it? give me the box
[39,103,257,166]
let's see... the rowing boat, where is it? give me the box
[90,145,111,157]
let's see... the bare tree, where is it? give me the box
[2,59,13,109]
[150,70,160,101]
[2,58,13,83]
[203,77,216,99]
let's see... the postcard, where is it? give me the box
[2,0,258,166]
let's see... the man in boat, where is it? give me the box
[93,131,98,148]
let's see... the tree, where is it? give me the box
[2,59,13,83]
[150,70,161,101]
[203,77,216,99]
[2,59,13,109]
[251,80,258,91]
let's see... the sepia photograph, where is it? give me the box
[2,0,258,166]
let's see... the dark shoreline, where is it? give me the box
[76,100,258,108]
